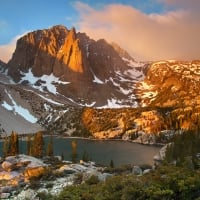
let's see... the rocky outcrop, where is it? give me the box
[132,166,143,175]
[24,166,45,180]
[0,155,112,199]
[0,155,46,188]
[7,26,87,80]
[137,60,200,107]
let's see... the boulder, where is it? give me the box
[143,169,151,174]
[82,168,99,182]
[132,166,142,175]
[1,161,15,172]
[0,171,20,180]
[57,165,77,174]
[98,173,112,181]
[37,188,48,195]
[0,193,10,199]
[24,166,46,180]
[70,164,87,172]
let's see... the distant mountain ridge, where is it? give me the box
[7,25,145,107]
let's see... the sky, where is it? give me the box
[0,0,200,62]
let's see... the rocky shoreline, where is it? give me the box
[0,153,158,199]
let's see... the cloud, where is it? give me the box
[0,32,28,63]
[76,2,200,61]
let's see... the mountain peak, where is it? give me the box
[50,24,68,30]
[6,25,144,107]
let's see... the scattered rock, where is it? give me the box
[70,164,87,172]
[0,186,13,193]
[1,193,10,199]
[143,169,151,174]
[37,188,48,195]
[50,177,74,195]
[98,173,112,181]
[132,166,143,175]
[0,171,20,180]
[14,189,37,200]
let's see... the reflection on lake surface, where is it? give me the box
[0,136,161,166]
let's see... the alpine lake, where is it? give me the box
[0,136,161,167]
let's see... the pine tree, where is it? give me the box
[46,135,54,157]
[8,131,19,156]
[61,152,64,161]
[164,144,174,163]
[3,136,8,157]
[32,131,44,158]
[110,159,114,168]
[82,150,89,162]
[26,135,32,155]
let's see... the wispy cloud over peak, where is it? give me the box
[76,2,200,61]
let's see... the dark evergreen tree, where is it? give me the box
[110,159,114,168]
[46,135,54,157]
[8,131,19,156]
[26,135,32,155]
[32,131,44,158]
[61,152,64,161]
[2,136,8,157]
[82,150,89,162]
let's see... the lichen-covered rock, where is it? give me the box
[24,166,46,180]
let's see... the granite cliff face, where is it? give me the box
[7,25,145,107]
[8,26,89,81]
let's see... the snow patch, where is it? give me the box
[20,69,70,94]
[44,103,51,111]
[66,97,96,107]
[109,77,120,87]
[37,94,64,106]
[122,57,144,68]
[90,68,104,84]
[2,89,38,123]
[98,98,130,109]
[119,87,131,95]
[115,69,144,83]
[124,68,144,80]
[2,101,13,111]
[107,98,122,108]
[54,109,69,122]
